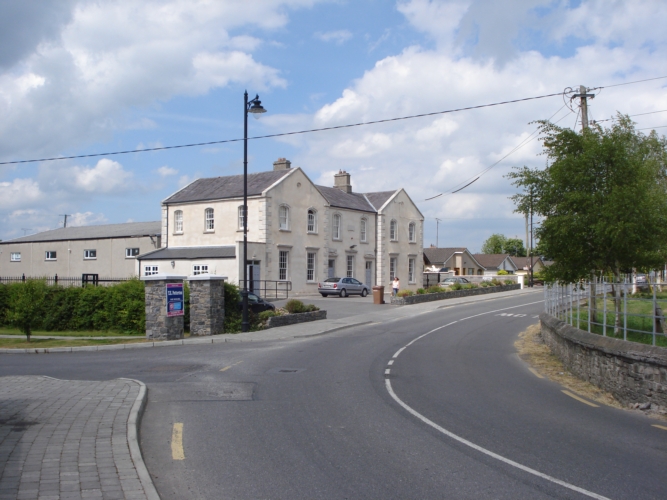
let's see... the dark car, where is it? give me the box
[441,277,470,286]
[318,277,370,297]
[237,293,276,314]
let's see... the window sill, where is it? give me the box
[307,231,318,235]
[409,241,416,244]
[84,259,97,261]
[173,232,183,236]
[279,228,291,232]
[204,230,215,234]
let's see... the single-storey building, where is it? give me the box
[472,254,518,275]
[422,247,485,276]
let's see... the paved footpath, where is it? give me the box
[0,376,158,500]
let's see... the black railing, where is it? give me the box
[0,274,132,287]
[238,280,292,299]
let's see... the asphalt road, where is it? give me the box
[1,293,665,499]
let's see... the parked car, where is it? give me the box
[441,277,470,286]
[318,277,370,297]
[636,274,648,290]
[237,292,276,314]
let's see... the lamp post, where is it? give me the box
[242,91,267,332]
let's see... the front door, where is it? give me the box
[328,259,335,278]
[365,261,372,287]
[247,261,261,294]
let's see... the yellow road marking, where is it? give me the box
[652,425,667,431]
[561,390,599,407]
[220,361,243,372]
[528,367,544,379]
[171,423,185,460]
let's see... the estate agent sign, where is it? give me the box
[166,283,184,317]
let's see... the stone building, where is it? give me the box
[138,159,424,294]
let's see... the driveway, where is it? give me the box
[272,293,398,320]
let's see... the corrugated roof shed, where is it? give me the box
[1,221,161,244]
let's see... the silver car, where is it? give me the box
[441,277,470,286]
[318,277,370,297]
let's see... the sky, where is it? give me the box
[1,0,666,252]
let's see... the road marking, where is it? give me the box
[562,390,599,407]
[220,361,243,372]
[171,423,185,460]
[388,360,394,365]
[385,369,391,375]
[386,300,610,500]
[528,367,544,379]
[652,425,667,431]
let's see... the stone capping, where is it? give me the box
[187,274,228,281]
[390,284,521,305]
[266,310,327,328]
[540,312,667,411]
[140,274,187,281]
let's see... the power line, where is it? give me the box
[591,75,667,89]
[593,109,667,124]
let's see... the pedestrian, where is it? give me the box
[392,276,400,296]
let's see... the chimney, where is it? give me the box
[334,169,352,193]
[273,158,291,171]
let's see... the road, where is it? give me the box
[1,292,665,499]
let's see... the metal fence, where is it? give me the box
[545,279,667,346]
[423,273,519,288]
[0,274,132,287]
[238,280,292,299]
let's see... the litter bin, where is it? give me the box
[372,286,385,304]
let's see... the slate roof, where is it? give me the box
[315,186,376,213]
[1,221,161,244]
[138,246,236,260]
[472,254,514,270]
[423,247,467,265]
[164,170,292,204]
[364,191,396,210]
[510,256,543,270]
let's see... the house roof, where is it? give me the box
[0,221,161,244]
[510,256,543,270]
[138,246,236,260]
[423,247,467,265]
[315,185,377,212]
[472,254,514,270]
[163,170,292,204]
[364,191,396,210]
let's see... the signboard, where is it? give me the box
[166,283,184,317]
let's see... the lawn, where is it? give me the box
[0,327,143,337]
[0,337,149,349]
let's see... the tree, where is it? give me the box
[503,237,527,257]
[8,279,47,342]
[481,234,506,254]
[507,115,667,331]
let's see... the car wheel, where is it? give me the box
[361,288,367,297]
[340,288,348,298]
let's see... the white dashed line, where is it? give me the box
[388,360,394,366]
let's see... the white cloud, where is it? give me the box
[68,159,133,193]
[315,30,353,44]
[156,166,178,177]
[66,211,108,227]
[0,178,43,209]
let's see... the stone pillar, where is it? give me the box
[188,275,227,336]
[142,275,186,340]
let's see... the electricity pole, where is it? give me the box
[60,214,71,228]
[572,84,594,131]
[435,218,441,248]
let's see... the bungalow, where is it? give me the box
[422,247,485,276]
[472,254,518,275]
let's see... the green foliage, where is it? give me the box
[481,233,527,256]
[497,269,509,275]
[416,288,426,295]
[503,238,527,257]
[450,283,463,291]
[426,285,443,293]
[504,279,515,285]
[285,299,306,313]
[490,278,502,286]
[258,310,277,321]
[396,290,413,297]
[7,279,48,341]
[508,115,667,283]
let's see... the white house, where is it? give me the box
[423,247,485,276]
[138,159,424,294]
[472,254,519,275]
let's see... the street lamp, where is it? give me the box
[242,91,266,332]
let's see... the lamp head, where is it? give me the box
[248,95,266,119]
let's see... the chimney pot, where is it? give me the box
[273,158,291,171]
[334,170,352,194]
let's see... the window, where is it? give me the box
[347,255,354,278]
[333,214,341,240]
[10,252,20,262]
[84,249,97,260]
[390,219,398,241]
[307,209,317,233]
[144,265,159,276]
[174,210,183,233]
[279,251,289,280]
[238,206,246,230]
[45,251,57,261]
[193,264,209,276]
[409,258,416,283]
[360,218,367,242]
[408,222,416,242]
[307,252,316,281]
[126,248,140,258]
[390,257,397,280]
[205,208,214,231]
[468,268,474,276]
[279,205,290,230]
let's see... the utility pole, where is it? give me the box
[60,214,71,228]
[21,228,32,236]
[572,84,594,131]
[435,218,442,248]
[529,187,534,288]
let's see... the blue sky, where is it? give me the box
[1,0,666,252]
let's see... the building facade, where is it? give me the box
[0,222,162,278]
[139,159,424,294]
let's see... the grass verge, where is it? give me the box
[0,338,149,349]
[0,327,143,337]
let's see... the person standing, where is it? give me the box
[392,276,400,296]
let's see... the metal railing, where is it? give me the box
[238,280,292,299]
[422,273,519,287]
[545,278,667,346]
[0,274,132,287]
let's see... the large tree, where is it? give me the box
[481,233,527,256]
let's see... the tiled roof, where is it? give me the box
[364,191,396,210]
[472,254,513,270]
[316,186,377,212]
[164,170,292,204]
[138,246,236,260]
[423,247,467,264]
[1,222,161,244]
[510,256,543,270]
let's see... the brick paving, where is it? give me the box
[0,377,152,500]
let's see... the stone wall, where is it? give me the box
[540,312,667,412]
[189,277,225,336]
[144,279,184,340]
[390,284,521,305]
[266,310,327,328]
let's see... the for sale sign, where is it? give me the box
[166,283,184,317]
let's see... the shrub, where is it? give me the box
[504,279,515,285]
[7,279,48,341]
[450,283,463,291]
[416,288,426,295]
[397,290,413,297]
[427,285,443,294]
[258,310,277,321]
[497,269,509,276]
[303,304,320,312]
[490,278,502,286]
[285,299,306,314]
